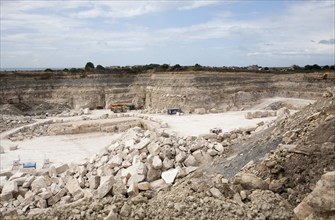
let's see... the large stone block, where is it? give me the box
[135,138,151,150]
[146,166,161,182]
[109,155,123,168]
[89,175,101,190]
[97,176,115,198]
[147,142,160,156]
[55,164,69,175]
[47,188,67,206]
[1,180,18,198]
[31,176,48,192]
[66,178,83,199]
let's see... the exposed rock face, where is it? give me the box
[0,71,331,114]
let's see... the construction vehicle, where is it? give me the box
[210,127,222,135]
[110,103,135,113]
[167,108,182,115]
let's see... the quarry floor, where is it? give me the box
[0,97,315,171]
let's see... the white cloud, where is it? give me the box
[178,1,220,10]
[1,0,334,67]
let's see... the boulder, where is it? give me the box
[31,176,48,192]
[192,150,205,162]
[214,143,224,152]
[194,108,206,114]
[138,182,151,191]
[39,191,53,200]
[55,164,69,175]
[161,169,178,184]
[152,156,163,169]
[124,139,135,149]
[175,151,187,163]
[162,158,174,170]
[66,178,84,200]
[210,187,223,199]
[122,162,147,180]
[233,173,268,190]
[294,171,335,219]
[50,183,61,195]
[1,180,18,198]
[48,166,57,177]
[0,192,13,202]
[89,175,101,190]
[184,155,198,167]
[47,188,67,206]
[0,176,7,189]
[0,170,13,179]
[135,138,150,150]
[147,142,161,156]
[109,155,123,168]
[146,166,161,182]
[207,149,218,156]
[97,176,115,198]
[112,180,127,196]
[294,202,314,220]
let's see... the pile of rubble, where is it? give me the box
[244,108,291,120]
[0,126,231,217]
[0,115,34,133]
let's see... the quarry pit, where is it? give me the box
[0,70,334,220]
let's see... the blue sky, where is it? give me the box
[1,0,334,68]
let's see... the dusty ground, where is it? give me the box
[0,132,120,170]
[0,97,313,171]
[0,97,313,172]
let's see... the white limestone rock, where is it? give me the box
[109,155,123,168]
[97,175,115,198]
[55,164,69,175]
[161,169,178,184]
[89,175,101,190]
[135,137,151,150]
[66,178,83,200]
[214,143,224,152]
[31,176,48,192]
[152,156,163,169]
[147,142,161,156]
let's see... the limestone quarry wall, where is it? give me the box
[0,71,332,113]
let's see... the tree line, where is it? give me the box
[43,62,334,74]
